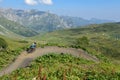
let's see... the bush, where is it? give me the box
[0,38,8,50]
[18,40,28,43]
[73,36,89,49]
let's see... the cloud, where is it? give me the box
[25,0,38,5]
[25,0,53,5]
[39,0,53,5]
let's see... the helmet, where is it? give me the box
[34,42,36,44]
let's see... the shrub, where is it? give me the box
[18,40,28,43]
[0,38,8,50]
[73,36,89,49]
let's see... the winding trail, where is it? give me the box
[0,46,99,77]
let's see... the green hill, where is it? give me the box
[0,22,120,79]
[0,17,38,37]
[0,35,30,71]
[0,24,25,39]
[33,22,120,60]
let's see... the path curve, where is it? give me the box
[0,46,99,77]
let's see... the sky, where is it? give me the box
[0,0,120,21]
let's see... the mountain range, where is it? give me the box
[0,8,114,37]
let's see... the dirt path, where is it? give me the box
[0,46,99,77]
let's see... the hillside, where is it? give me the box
[0,53,120,79]
[61,16,114,27]
[0,35,30,72]
[33,22,120,60]
[0,25,22,38]
[0,17,38,37]
[0,22,120,79]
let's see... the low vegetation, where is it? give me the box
[0,36,29,70]
[0,22,120,79]
[34,23,120,60]
[0,53,120,80]
[0,49,22,70]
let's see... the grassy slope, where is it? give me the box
[0,17,38,37]
[0,35,28,49]
[32,23,120,60]
[0,22,120,79]
[0,53,120,80]
[0,25,25,39]
[0,35,30,70]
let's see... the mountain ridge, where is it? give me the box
[0,8,114,35]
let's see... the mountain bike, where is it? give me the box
[26,48,36,53]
